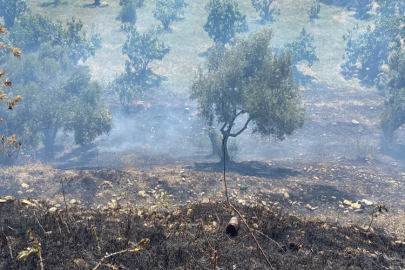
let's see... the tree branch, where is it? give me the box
[229,117,251,137]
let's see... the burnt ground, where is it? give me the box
[0,200,404,270]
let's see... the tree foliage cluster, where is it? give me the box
[117,0,144,25]
[153,0,188,30]
[1,14,96,65]
[204,0,248,45]
[341,2,405,85]
[0,0,28,28]
[251,0,280,22]
[0,44,112,161]
[191,29,305,161]
[111,27,169,111]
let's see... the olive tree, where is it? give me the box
[153,0,187,30]
[204,0,248,45]
[1,44,112,161]
[117,0,144,25]
[251,0,280,22]
[112,27,169,112]
[0,0,28,28]
[190,29,305,162]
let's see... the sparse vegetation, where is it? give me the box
[309,0,321,20]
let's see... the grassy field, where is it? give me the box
[25,0,370,93]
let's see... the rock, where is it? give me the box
[261,201,267,206]
[21,199,32,205]
[0,199,6,203]
[305,204,317,211]
[201,198,209,204]
[351,119,359,125]
[21,183,29,189]
[284,192,290,199]
[351,202,363,209]
[98,181,113,189]
[343,199,352,206]
[361,199,374,206]
[70,199,77,204]
[5,196,15,202]
[354,209,364,213]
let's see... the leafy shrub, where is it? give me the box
[341,17,404,85]
[251,0,280,22]
[153,0,187,30]
[204,0,248,45]
[284,28,319,67]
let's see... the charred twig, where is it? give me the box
[222,137,275,270]
[93,239,148,270]
[367,204,388,232]
[34,211,46,234]
[60,178,72,233]
[92,226,102,257]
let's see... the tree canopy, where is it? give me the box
[2,14,95,65]
[204,0,248,45]
[0,44,112,161]
[0,0,28,28]
[251,0,280,22]
[190,29,305,161]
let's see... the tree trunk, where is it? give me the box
[220,134,231,164]
[42,124,59,162]
[208,126,220,157]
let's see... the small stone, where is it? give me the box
[74,258,89,269]
[5,196,15,202]
[261,201,267,206]
[21,183,29,189]
[48,207,58,213]
[201,198,209,204]
[238,199,245,204]
[354,209,364,213]
[351,202,363,209]
[361,199,374,206]
[351,119,359,125]
[21,199,32,205]
[331,196,337,200]
[26,189,34,193]
[17,191,23,195]
[0,199,6,203]
[306,204,316,211]
[343,199,352,206]
[284,192,290,199]
[70,199,77,204]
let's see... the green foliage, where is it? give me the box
[377,0,405,17]
[204,0,248,45]
[251,0,280,22]
[284,28,319,67]
[0,0,28,28]
[122,27,170,75]
[341,16,404,85]
[153,0,188,30]
[112,27,169,111]
[3,14,95,65]
[0,44,112,161]
[117,0,144,25]
[309,0,321,20]
[381,50,405,143]
[190,29,305,161]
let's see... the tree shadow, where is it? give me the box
[82,3,109,8]
[190,160,300,179]
[54,143,98,169]
[294,69,316,86]
[198,46,213,58]
[38,1,68,7]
